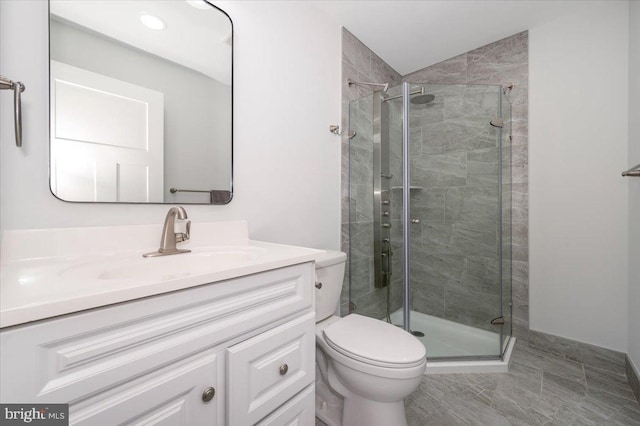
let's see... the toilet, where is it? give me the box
[314,250,426,426]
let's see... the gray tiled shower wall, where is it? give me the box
[341,29,528,338]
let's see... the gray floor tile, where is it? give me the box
[320,341,640,425]
[541,352,586,385]
[400,342,640,426]
[542,371,587,406]
[584,364,638,402]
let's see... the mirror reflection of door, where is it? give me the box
[50,61,164,202]
[48,0,233,204]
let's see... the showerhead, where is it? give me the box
[410,94,435,105]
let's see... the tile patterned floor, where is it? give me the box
[316,341,640,425]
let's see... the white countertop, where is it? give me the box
[0,221,323,328]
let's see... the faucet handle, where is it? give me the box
[176,219,191,243]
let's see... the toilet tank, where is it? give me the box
[315,250,347,322]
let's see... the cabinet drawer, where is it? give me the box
[70,349,222,426]
[227,313,315,426]
[256,385,315,426]
[0,263,313,403]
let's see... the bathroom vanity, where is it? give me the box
[0,221,320,425]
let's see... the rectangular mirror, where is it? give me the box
[49,0,233,204]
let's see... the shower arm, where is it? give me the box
[347,78,389,92]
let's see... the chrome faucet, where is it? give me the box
[143,206,191,258]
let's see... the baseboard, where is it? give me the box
[626,355,640,404]
[522,329,626,376]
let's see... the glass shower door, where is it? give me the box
[406,83,509,359]
[347,82,513,362]
[347,87,405,322]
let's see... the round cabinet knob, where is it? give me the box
[279,364,289,375]
[315,282,322,289]
[202,387,216,402]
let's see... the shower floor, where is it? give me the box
[389,310,514,373]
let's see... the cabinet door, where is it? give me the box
[70,349,222,426]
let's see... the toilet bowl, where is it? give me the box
[314,251,426,426]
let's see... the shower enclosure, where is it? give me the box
[347,81,512,361]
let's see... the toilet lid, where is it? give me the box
[323,314,426,368]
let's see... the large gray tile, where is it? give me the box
[542,352,586,385]
[444,286,500,331]
[584,364,637,401]
[445,185,499,221]
[571,342,627,376]
[404,52,468,84]
[456,256,500,296]
[411,188,445,221]
[491,366,554,425]
[448,220,498,259]
[511,342,546,370]
[342,28,370,79]
[583,389,640,425]
[412,151,467,188]
[542,371,587,406]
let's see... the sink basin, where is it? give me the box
[58,246,267,282]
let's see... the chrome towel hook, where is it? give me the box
[0,75,26,147]
[329,125,357,139]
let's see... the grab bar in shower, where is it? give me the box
[622,163,640,177]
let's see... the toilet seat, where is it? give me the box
[323,314,426,369]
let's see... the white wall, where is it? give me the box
[628,0,640,371]
[0,0,342,250]
[529,2,629,351]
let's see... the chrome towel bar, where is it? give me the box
[169,187,232,204]
[0,75,26,147]
[622,163,640,177]
[170,187,211,194]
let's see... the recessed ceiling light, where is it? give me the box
[186,0,211,10]
[140,14,166,30]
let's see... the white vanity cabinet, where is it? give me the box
[0,263,316,425]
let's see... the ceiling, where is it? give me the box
[309,0,580,75]
[50,0,232,85]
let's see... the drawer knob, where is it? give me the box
[279,364,289,375]
[202,387,216,402]
[315,282,322,289]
